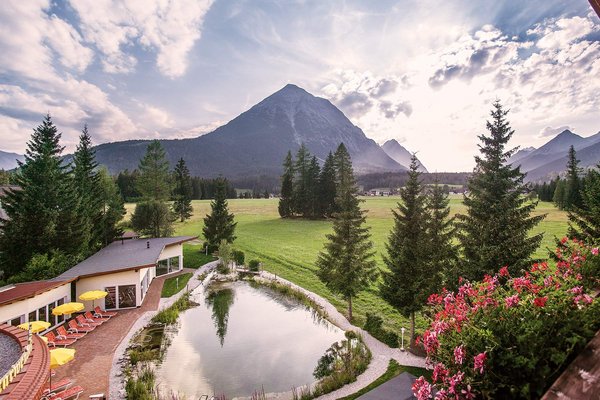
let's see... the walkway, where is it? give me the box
[53,268,196,399]
[257,272,426,400]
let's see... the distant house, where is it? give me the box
[368,188,391,196]
[0,236,195,329]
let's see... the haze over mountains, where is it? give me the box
[0,150,24,170]
[381,139,428,173]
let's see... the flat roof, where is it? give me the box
[0,280,71,307]
[54,236,196,280]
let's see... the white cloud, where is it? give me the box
[539,125,573,137]
[69,0,214,78]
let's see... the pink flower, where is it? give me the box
[447,372,464,395]
[505,294,520,308]
[512,277,531,292]
[592,247,599,256]
[432,363,448,383]
[428,293,443,305]
[422,330,440,353]
[434,388,448,400]
[461,384,477,400]
[533,296,548,308]
[412,376,433,400]
[499,266,509,277]
[571,286,583,295]
[454,344,466,365]
[543,276,554,287]
[474,352,487,374]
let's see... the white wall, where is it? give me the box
[76,270,141,310]
[159,243,183,271]
[0,283,71,327]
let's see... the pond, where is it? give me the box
[155,281,345,398]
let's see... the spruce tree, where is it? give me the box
[307,155,321,218]
[553,179,566,210]
[0,115,83,278]
[568,164,600,241]
[319,151,337,218]
[97,168,126,246]
[172,158,193,222]
[456,102,544,281]
[203,177,237,251]
[316,143,377,322]
[380,155,429,345]
[72,125,102,252]
[564,145,583,211]
[278,151,294,218]
[293,144,311,216]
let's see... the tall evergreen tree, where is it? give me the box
[456,102,544,281]
[97,168,126,246]
[553,179,567,210]
[293,144,311,216]
[380,155,430,345]
[0,115,83,278]
[278,151,294,218]
[72,125,102,252]
[316,143,377,322]
[132,140,173,237]
[172,158,193,222]
[203,178,237,251]
[564,145,583,211]
[319,151,337,218]
[307,155,321,218]
[568,164,600,241]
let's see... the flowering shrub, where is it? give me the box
[413,238,600,399]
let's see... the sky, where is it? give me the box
[0,0,599,172]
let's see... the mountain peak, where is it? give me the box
[555,129,577,138]
[381,139,428,172]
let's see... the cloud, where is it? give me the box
[379,101,413,119]
[69,0,214,78]
[337,91,374,117]
[539,125,573,137]
[369,79,398,98]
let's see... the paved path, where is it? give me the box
[52,268,203,399]
[256,272,426,400]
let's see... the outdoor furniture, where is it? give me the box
[45,332,76,348]
[94,306,116,318]
[76,315,102,328]
[56,325,86,340]
[48,385,84,400]
[42,377,72,398]
[68,319,95,334]
[83,311,106,325]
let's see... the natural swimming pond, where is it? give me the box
[154,281,345,398]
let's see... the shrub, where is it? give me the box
[216,262,229,274]
[413,238,600,400]
[248,259,261,272]
[363,313,399,348]
[129,349,157,365]
[233,250,245,266]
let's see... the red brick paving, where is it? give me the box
[53,269,193,399]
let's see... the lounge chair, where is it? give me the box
[83,311,106,325]
[94,306,117,318]
[76,314,102,328]
[42,377,72,398]
[44,332,76,348]
[56,325,85,340]
[47,385,84,400]
[68,319,95,334]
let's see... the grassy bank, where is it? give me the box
[161,272,192,297]
[126,196,568,335]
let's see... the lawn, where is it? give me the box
[127,196,568,334]
[161,272,193,297]
[183,244,217,268]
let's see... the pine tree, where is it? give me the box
[307,155,321,218]
[553,180,566,210]
[97,168,126,246]
[279,151,295,218]
[203,177,237,251]
[380,155,430,345]
[568,164,600,241]
[456,102,545,281]
[316,143,377,322]
[293,144,311,216]
[131,200,174,237]
[319,151,337,218]
[136,140,171,201]
[72,125,102,252]
[564,145,583,211]
[0,115,84,278]
[172,158,193,222]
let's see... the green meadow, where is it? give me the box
[125,196,568,334]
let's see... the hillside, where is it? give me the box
[0,150,23,170]
[381,139,426,172]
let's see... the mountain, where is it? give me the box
[0,150,24,170]
[92,84,404,178]
[381,139,427,172]
[507,146,535,165]
[510,130,600,182]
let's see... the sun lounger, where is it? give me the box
[44,332,76,347]
[76,314,102,328]
[94,306,116,318]
[68,319,95,334]
[84,311,106,325]
[42,377,72,398]
[47,385,84,400]
[56,325,85,340]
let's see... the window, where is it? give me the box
[56,298,65,324]
[38,305,47,323]
[156,259,169,276]
[105,286,117,309]
[28,310,37,322]
[10,315,23,326]
[48,301,57,326]
[169,256,180,272]
[118,285,137,308]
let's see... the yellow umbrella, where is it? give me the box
[17,321,51,333]
[52,302,84,316]
[50,348,76,369]
[79,290,108,309]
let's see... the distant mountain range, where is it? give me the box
[381,139,428,173]
[89,84,410,178]
[509,130,600,182]
[0,150,24,170]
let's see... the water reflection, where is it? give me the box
[205,287,235,346]
[156,281,345,398]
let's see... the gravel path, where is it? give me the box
[0,333,21,376]
[257,271,427,400]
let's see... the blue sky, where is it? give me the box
[0,0,598,171]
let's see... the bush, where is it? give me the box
[233,250,245,266]
[216,262,229,274]
[363,313,399,348]
[248,259,261,272]
[413,238,600,400]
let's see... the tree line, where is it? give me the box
[0,115,125,284]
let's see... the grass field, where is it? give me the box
[126,195,568,333]
[161,272,193,297]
